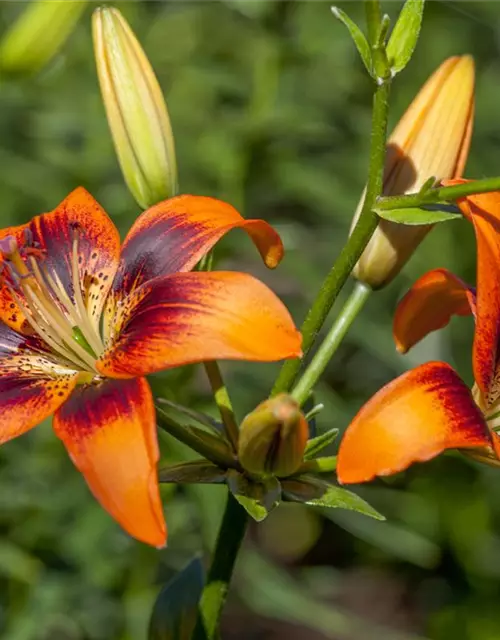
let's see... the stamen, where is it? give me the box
[70,229,104,355]
[0,232,106,373]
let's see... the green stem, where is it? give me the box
[377,176,500,211]
[272,78,390,396]
[192,494,249,640]
[291,282,372,406]
[204,361,239,450]
[365,0,382,45]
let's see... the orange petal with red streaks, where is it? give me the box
[393,268,475,354]
[0,324,77,443]
[112,194,284,300]
[337,361,492,484]
[98,271,302,378]
[444,179,500,397]
[53,377,166,547]
[28,187,121,335]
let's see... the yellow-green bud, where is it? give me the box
[238,395,309,478]
[0,1,86,76]
[92,7,177,209]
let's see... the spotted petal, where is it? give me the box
[0,324,78,444]
[337,361,493,484]
[53,377,166,547]
[27,187,120,336]
[98,271,302,378]
[393,268,475,354]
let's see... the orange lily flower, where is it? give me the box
[0,188,301,545]
[337,180,500,484]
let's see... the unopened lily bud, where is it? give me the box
[352,55,475,288]
[0,1,86,76]
[238,395,309,478]
[92,7,177,209]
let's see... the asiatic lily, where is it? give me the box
[337,180,500,484]
[0,187,301,545]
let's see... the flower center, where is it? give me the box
[0,230,104,373]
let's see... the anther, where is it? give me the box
[0,235,18,258]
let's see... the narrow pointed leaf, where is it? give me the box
[284,475,384,519]
[148,557,205,640]
[387,0,425,74]
[331,7,372,77]
[298,456,337,475]
[227,471,281,522]
[159,460,227,484]
[376,204,462,225]
[304,428,339,460]
[157,397,224,435]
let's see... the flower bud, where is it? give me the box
[92,7,177,209]
[352,55,475,288]
[0,1,86,76]
[238,395,309,478]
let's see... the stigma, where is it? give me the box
[0,230,104,373]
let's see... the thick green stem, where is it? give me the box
[376,176,500,211]
[204,361,239,450]
[272,78,390,396]
[192,494,249,640]
[291,282,372,406]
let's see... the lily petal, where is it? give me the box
[446,179,500,400]
[53,377,166,547]
[0,222,33,333]
[29,187,121,335]
[337,361,492,484]
[98,271,302,378]
[112,194,284,300]
[0,324,77,444]
[394,268,475,354]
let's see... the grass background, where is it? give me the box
[0,1,499,639]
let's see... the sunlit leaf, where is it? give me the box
[331,7,373,77]
[227,470,281,522]
[387,0,425,74]
[304,428,339,460]
[376,204,462,225]
[284,475,384,519]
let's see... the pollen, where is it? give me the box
[0,232,105,373]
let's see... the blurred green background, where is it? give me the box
[0,1,499,639]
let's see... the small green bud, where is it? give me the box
[238,394,309,478]
[0,1,86,76]
[92,7,177,209]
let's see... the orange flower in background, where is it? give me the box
[0,188,301,545]
[337,181,500,484]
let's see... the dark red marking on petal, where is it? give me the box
[53,377,166,547]
[337,361,492,484]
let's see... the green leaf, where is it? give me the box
[227,471,281,522]
[157,397,224,435]
[331,7,373,77]
[148,557,205,640]
[386,0,425,74]
[297,456,337,475]
[159,460,227,484]
[284,475,384,520]
[376,204,462,225]
[303,428,339,460]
